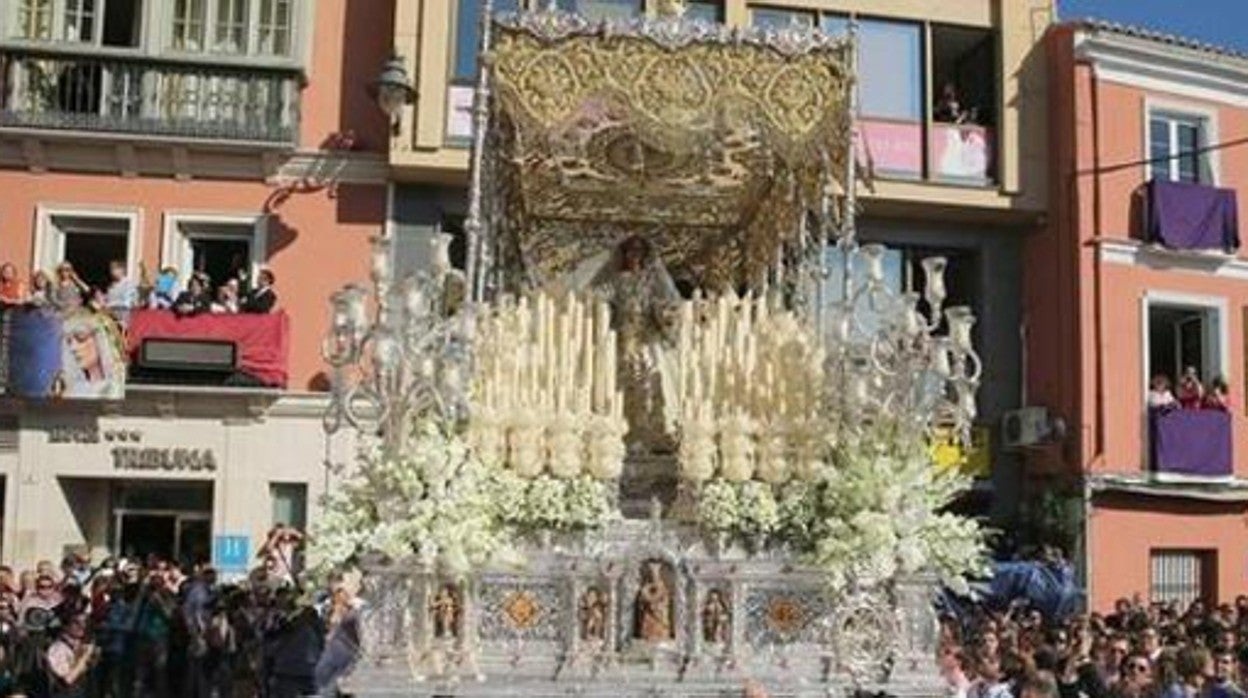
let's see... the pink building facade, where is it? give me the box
[1033,23,1248,610]
[0,0,389,567]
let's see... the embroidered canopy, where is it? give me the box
[484,10,854,291]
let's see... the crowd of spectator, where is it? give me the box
[1149,369,1231,412]
[0,525,357,698]
[939,592,1248,698]
[0,257,278,323]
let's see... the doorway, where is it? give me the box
[191,237,252,291]
[115,511,211,569]
[110,481,213,568]
[1147,303,1222,389]
[102,0,142,47]
[167,217,265,292]
[41,212,136,294]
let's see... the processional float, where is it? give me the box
[320,1,984,696]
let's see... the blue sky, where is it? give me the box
[1058,0,1248,54]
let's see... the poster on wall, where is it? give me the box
[930,124,994,182]
[0,307,126,400]
[446,85,475,142]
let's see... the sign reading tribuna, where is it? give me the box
[112,447,217,472]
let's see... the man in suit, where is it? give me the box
[241,269,277,314]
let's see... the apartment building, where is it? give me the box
[386,0,1053,524]
[1033,22,1248,608]
[0,0,386,568]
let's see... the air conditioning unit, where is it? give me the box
[1002,407,1051,448]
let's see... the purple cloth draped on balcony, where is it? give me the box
[1150,408,1233,478]
[1147,179,1240,251]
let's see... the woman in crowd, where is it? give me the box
[50,263,89,312]
[28,271,51,308]
[0,264,25,305]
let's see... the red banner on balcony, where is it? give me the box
[127,310,290,388]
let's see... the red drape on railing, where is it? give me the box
[127,310,291,388]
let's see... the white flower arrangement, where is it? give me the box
[312,418,511,579]
[697,479,740,533]
[690,421,988,594]
[498,474,618,532]
[738,481,780,536]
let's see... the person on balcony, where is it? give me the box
[151,266,180,310]
[228,253,253,296]
[212,279,240,314]
[50,263,89,312]
[936,83,971,125]
[1148,374,1177,409]
[1204,377,1231,412]
[0,263,26,305]
[1177,367,1205,409]
[100,260,138,327]
[174,273,213,317]
[241,269,277,314]
[28,270,51,308]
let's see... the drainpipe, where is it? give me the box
[1078,53,1106,611]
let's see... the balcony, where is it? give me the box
[126,309,291,389]
[0,46,300,145]
[1149,407,1232,481]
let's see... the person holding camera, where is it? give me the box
[45,615,98,698]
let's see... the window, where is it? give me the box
[751,7,815,28]
[270,482,307,531]
[162,214,267,291]
[100,0,141,47]
[256,0,291,56]
[15,0,53,39]
[1150,550,1214,608]
[172,0,206,50]
[1150,111,1212,184]
[822,244,977,341]
[555,0,642,21]
[171,0,295,56]
[37,212,138,293]
[820,13,848,36]
[1146,300,1224,404]
[62,0,96,41]
[214,0,248,52]
[860,21,922,122]
[685,0,723,23]
[930,25,996,183]
[452,0,520,84]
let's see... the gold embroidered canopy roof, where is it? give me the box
[486,11,854,290]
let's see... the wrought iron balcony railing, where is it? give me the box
[0,46,301,145]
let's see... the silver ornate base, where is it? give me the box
[342,520,944,698]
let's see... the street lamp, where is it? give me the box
[321,233,471,456]
[372,55,416,135]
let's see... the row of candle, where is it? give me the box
[674,292,824,426]
[472,292,624,421]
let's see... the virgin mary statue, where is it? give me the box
[561,236,681,452]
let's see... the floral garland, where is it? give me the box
[312,416,621,577]
[691,421,989,594]
[311,419,513,578]
[490,471,618,532]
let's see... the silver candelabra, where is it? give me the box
[321,232,473,455]
[825,242,982,442]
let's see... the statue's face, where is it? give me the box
[621,238,648,271]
